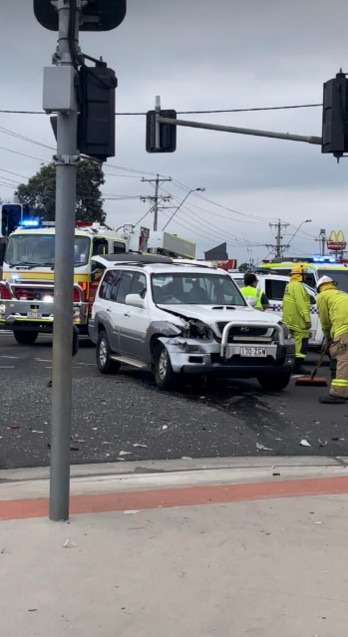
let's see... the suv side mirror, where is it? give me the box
[125,293,145,308]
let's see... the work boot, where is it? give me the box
[293,359,310,375]
[319,394,346,404]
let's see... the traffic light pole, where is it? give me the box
[49,0,79,521]
[158,116,322,146]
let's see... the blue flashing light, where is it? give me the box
[19,219,41,228]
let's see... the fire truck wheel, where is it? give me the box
[96,330,120,374]
[13,330,39,345]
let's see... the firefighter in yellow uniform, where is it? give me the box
[316,275,348,404]
[282,264,311,374]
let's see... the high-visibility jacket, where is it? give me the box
[240,285,263,309]
[317,288,348,339]
[282,280,310,332]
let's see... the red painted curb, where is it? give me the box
[1,475,348,521]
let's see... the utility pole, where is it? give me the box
[266,220,289,257]
[141,174,172,230]
[49,0,80,521]
[316,228,327,256]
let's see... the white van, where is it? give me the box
[230,272,323,348]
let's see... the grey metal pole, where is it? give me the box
[49,0,79,521]
[153,174,159,231]
[158,116,322,146]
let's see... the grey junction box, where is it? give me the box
[43,65,76,113]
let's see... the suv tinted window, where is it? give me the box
[99,270,121,300]
[131,272,147,298]
[115,271,134,304]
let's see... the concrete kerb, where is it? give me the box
[1,456,348,502]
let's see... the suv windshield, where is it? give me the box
[151,272,246,305]
[5,234,91,267]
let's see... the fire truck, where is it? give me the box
[0,220,197,345]
[0,220,127,344]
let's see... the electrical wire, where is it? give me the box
[0,102,322,116]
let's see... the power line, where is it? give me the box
[0,102,322,116]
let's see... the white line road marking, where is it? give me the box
[0,366,15,369]
[35,358,52,363]
[0,355,19,359]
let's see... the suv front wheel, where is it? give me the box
[96,330,121,374]
[257,373,291,392]
[154,342,178,390]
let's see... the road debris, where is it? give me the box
[132,443,148,449]
[119,451,132,457]
[256,442,273,451]
[300,439,311,447]
[62,539,77,549]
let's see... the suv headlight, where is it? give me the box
[182,320,214,340]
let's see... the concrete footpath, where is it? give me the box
[1,457,348,637]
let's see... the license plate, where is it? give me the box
[27,312,42,319]
[240,347,267,357]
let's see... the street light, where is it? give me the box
[287,218,312,247]
[162,187,206,231]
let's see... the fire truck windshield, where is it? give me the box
[5,234,91,267]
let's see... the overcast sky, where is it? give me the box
[1,0,348,262]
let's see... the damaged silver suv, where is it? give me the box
[88,254,295,390]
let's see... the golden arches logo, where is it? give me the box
[327,230,346,251]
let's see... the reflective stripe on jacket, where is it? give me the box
[282,280,310,331]
[240,285,262,309]
[317,288,348,339]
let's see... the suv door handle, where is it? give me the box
[106,308,111,312]
[124,311,131,317]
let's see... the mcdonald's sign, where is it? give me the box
[327,230,347,252]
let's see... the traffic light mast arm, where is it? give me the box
[157,116,322,146]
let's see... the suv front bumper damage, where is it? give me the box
[158,320,295,377]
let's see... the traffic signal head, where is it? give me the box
[77,65,117,162]
[34,0,127,31]
[1,204,23,237]
[146,110,177,153]
[322,72,348,158]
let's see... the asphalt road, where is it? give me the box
[1,332,348,469]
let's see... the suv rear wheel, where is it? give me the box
[257,373,291,392]
[96,330,120,374]
[154,342,178,390]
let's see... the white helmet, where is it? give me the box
[317,275,335,291]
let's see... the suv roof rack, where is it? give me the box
[100,253,173,265]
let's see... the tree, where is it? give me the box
[16,159,106,223]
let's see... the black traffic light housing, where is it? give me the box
[1,204,27,237]
[146,110,177,153]
[77,64,117,162]
[322,71,348,158]
[34,0,126,31]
